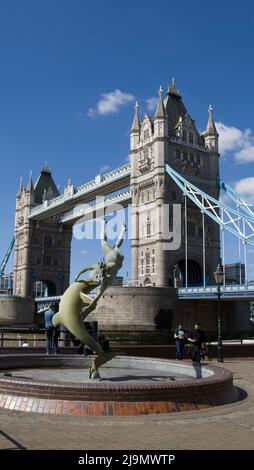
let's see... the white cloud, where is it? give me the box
[216,122,254,164]
[80,250,88,255]
[235,147,254,164]
[234,177,254,199]
[88,89,134,117]
[100,165,110,173]
[146,97,157,112]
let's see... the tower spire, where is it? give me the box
[154,86,167,118]
[131,101,140,133]
[17,177,23,198]
[27,170,34,192]
[205,104,218,136]
[167,77,180,96]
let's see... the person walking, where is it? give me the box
[187,322,206,363]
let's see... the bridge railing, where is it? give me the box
[0,328,253,350]
[29,163,131,217]
[59,188,131,223]
[178,284,254,298]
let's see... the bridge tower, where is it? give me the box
[130,80,220,287]
[13,164,72,297]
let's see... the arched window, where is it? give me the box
[44,234,53,248]
[147,212,151,236]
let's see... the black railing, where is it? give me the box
[0,328,253,349]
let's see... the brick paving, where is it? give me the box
[0,359,253,449]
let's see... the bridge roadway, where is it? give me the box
[28,164,131,222]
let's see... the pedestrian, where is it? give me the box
[44,303,59,355]
[187,322,206,363]
[174,323,186,360]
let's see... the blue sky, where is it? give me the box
[1,0,254,280]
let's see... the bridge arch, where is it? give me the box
[178,259,202,286]
[32,280,57,297]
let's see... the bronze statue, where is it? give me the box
[52,219,126,379]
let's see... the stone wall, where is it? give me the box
[88,286,253,333]
[88,286,178,331]
[0,296,35,326]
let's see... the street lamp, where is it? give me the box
[214,264,224,363]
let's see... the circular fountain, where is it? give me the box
[0,354,239,416]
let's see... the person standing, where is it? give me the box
[44,304,59,354]
[174,323,186,360]
[187,322,206,363]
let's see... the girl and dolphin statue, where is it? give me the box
[52,219,126,379]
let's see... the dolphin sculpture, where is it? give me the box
[52,219,126,379]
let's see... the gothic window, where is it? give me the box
[147,191,150,202]
[182,130,187,142]
[44,234,53,248]
[144,129,149,141]
[141,251,144,257]
[43,256,52,266]
[187,222,196,237]
[147,215,151,236]
[152,249,155,255]
[176,149,181,160]
[141,193,145,204]
[189,132,194,144]
[190,153,194,163]
[152,257,155,273]
[153,189,156,200]
[196,154,201,165]
[144,148,149,159]
[145,252,150,274]
[183,151,187,161]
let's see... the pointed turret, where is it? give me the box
[130,101,140,150]
[16,177,23,198]
[34,163,60,204]
[154,86,167,119]
[204,105,218,136]
[131,101,140,133]
[203,105,219,151]
[26,171,34,192]
[154,86,168,138]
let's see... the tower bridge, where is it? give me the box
[1,79,254,333]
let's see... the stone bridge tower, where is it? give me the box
[13,164,72,297]
[130,80,220,287]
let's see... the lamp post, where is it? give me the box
[214,264,224,363]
